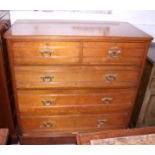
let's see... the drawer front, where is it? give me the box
[15,66,139,88]
[17,89,136,107]
[13,41,145,65]
[13,42,81,64]
[83,42,145,65]
[20,113,129,133]
[18,89,135,115]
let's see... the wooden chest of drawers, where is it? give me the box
[4,20,153,144]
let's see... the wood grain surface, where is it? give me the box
[4,20,153,144]
[4,20,152,41]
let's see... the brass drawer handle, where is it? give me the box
[42,122,53,128]
[97,119,108,127]
[40,75,54,82]
[40,50,54,57]
[41,100,54,106]
[108,49,121,57]
[101,98,112,104]
[105,74,117,81]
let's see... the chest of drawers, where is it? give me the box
[4,20,153,144]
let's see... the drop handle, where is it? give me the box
[42,122,53,128]
[40,75,54,82]
[101,98,112,104]
[105,74,117,81]
[108,49,121,57]
[97,119,108,127]
[41,100,54,106]
[40,50,54,57]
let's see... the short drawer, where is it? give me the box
[20,113,129,133]
[15,66,140,88]
[13,42,81,64]
[83,42,145,65]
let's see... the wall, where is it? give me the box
[10,10,155,41]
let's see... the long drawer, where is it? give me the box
[20,113,129,134]
[17,89,135,115]
[17,89,136,107]
[13,41,145,65]
[15,66,140,88]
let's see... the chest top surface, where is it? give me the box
[4,20,153,41]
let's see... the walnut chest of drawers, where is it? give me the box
[4,20,153,144]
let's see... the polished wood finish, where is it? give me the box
[17,89,136,106]
[4,20,152,40]
[17,89,135,104]
[4,20,152,144]
[14,42,80,64]
[21,113,129,133]
[0,11,17,143]
[77,127,155,145]
[136,44,155,127]
[15,65,139,88]
[0,129,9,144]
[18,89,135,115]
[12,41,145,65]
[83,42,145,65]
